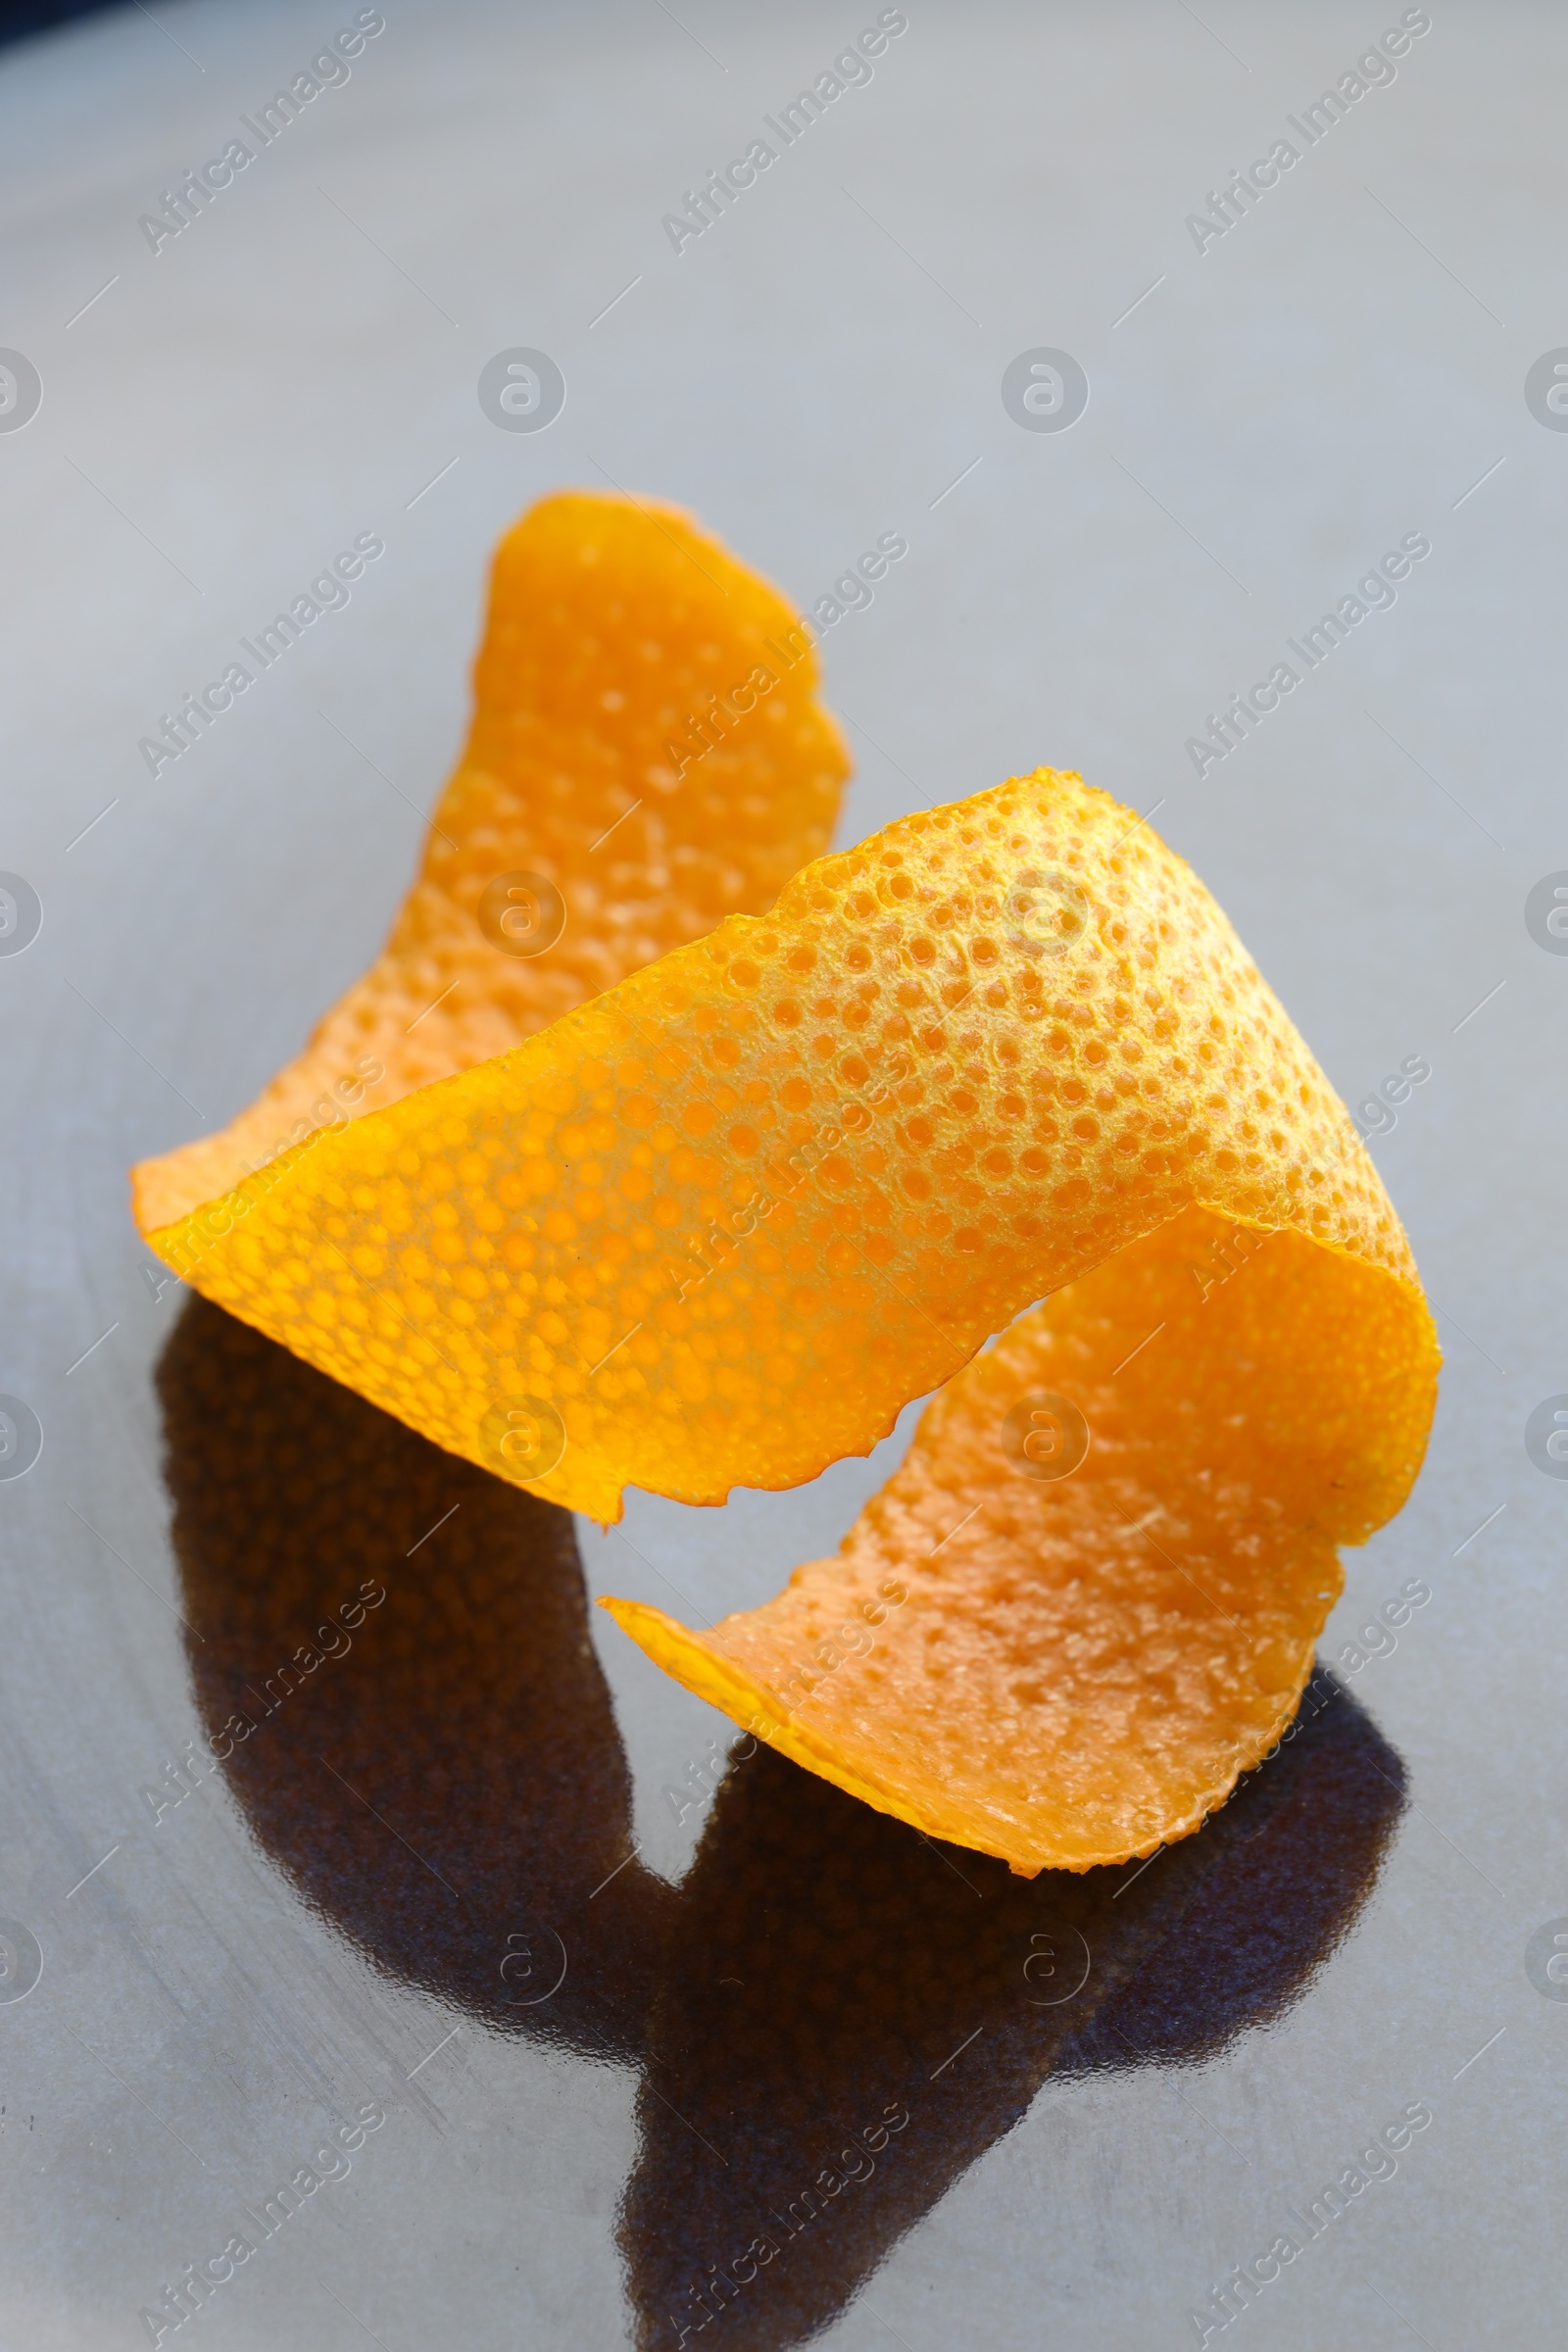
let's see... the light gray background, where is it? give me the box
[2,0,1564,2343]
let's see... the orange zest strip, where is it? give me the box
[139,770,1438,1573]
[132,488,849,1234]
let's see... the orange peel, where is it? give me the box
[132,488,849,1234]
[137,762,1438,1673]
[603,1199,1436,1874]
[593,778,1439,1872]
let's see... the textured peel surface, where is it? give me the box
[142,769,1438,1560]
[602,1201,1438,1874]
[132,489,848,1233]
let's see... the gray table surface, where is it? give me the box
[2,0,1564,2344]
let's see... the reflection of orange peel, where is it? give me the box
[132,488,849,1234]
[139,755,1439,1872]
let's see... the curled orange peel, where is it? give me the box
[131,488,848,1234]
[590,777,1439,1872]
[141,765,1436,1703]
[602,1198,1436,1874]
[143,742,1439,1858]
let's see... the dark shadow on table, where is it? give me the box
[159,1298,1408,2352]
[159,1294,678,2065]
[619,1663,1406,2351]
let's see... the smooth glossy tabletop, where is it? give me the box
[1,2,1564,2346]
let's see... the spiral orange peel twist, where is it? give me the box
[140,760,1437,1870]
